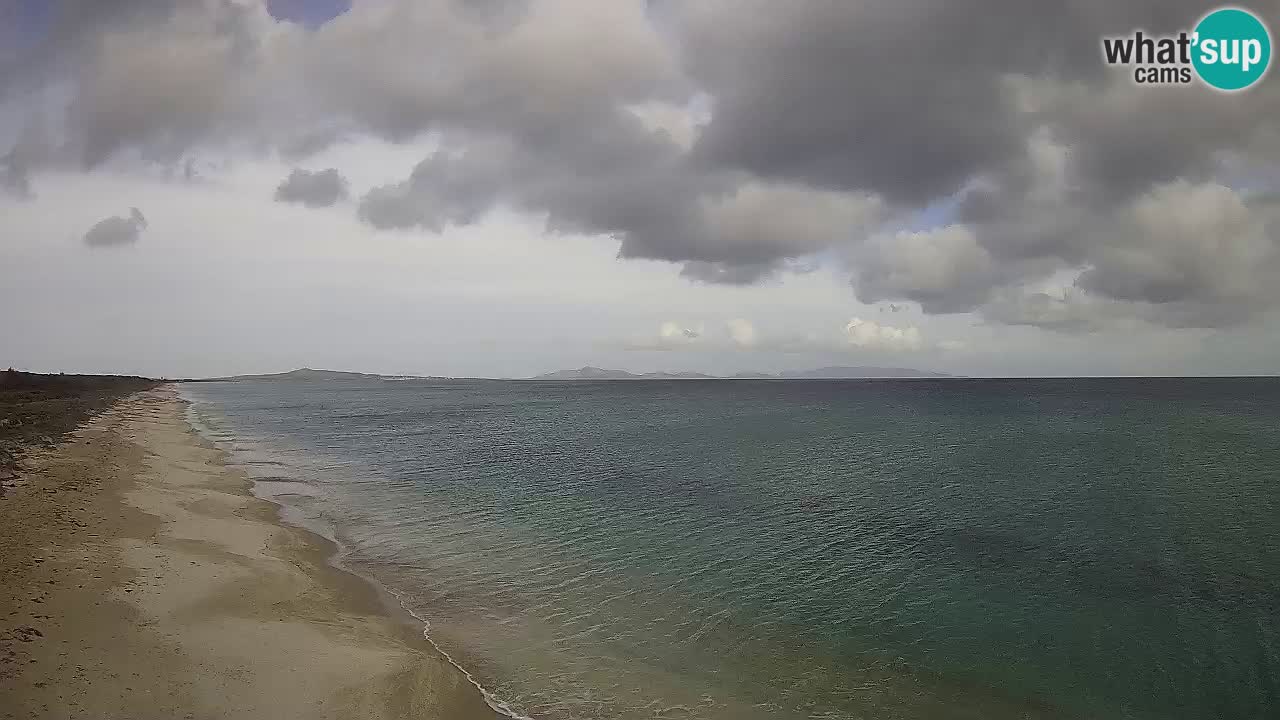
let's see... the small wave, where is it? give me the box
[381,584,535,720]
[239,458,294,468]
[253,479,323,499]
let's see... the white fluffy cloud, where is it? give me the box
[660,321,701,342]
[621,316,936,355]
[842,317,924,351]
[727,318,757,347]
[624,320,704,350]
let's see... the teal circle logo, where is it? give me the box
[1192,7,1271,91]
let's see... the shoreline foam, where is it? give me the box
[1,386,498,719]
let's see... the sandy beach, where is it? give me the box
[0,386,498,720]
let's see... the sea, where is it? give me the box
[178,377,1280,720]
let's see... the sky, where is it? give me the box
[2,0,1279,378]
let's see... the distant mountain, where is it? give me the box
[189,365,957,383]
[643,370,719,380]
[530,366,718,381]
[779,366,956,379]
[190,368,452,382]
[530,366,956,380]
[531,366,635,380]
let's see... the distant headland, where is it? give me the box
[186,366,959,382]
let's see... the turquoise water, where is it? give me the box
[180,378,1280,719]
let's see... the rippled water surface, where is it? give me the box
[181,378,1280,719]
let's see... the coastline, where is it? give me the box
[0,385,498,719]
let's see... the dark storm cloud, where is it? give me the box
[356,125,881,274]
[670,0,1280,327]
[682,1,1023,204]
[274,168,348,207]
[0,0,181,98]
[357,144,512,230]
[68,0,271,168]
[298,1,685,145]
[679,1,1210,203]
[83,207,147,247]
[7,0,1280,329]
[1042,80,1280,209]
[346,0,1280,322]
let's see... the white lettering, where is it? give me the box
[1243,39,1262,72]
[1221,38,1239,66]
[1201,38,1219,64]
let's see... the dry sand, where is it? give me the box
[0,386,499,720]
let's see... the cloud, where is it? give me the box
[2,0,885,281]
[664,322,701,340]
[629,317,936,354]
[300,0,683,143]
[0,0,184,101]
[274,168,349,207]
[1076,182,1280,327]
[853,130,1280,330]
[679,1,1278,202]
[83,207,148,248]
[679,261,779,286]
[743,318,946,354]
[971,181,1280,331]
[676,1,1280,327]
[852,225,997,313]
[680,1,1024,204]
[0,118,57,200]
[694,182,883,264]
[627,100,703,150]
[356,146,508,231]
[983,288,1117,333]
[842,317,923,352]
[66,1,274,167]
[0,159,32,199]
[727,318,757,348]
[8,0,1280,333]
[624,320,704,350]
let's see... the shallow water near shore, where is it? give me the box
[180,378,1280,720]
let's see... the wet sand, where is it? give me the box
[0,386,498,720]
